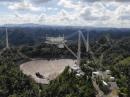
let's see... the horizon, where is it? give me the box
[1,23,130,29]
[0,0,130,28]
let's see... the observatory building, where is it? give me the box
[45,36,67,48]
[92,70,115,81]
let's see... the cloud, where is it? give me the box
[1,0,130,27]
[0,0,51,4]
[119,15,130,20]
[8,1,41,11]
[58,0,84,11]
[78,2,111,21]
[58,9,70,21]
[38,13,46,22]
[0,0,21,2]
[80,8,109,21]
[117,5,130,20]
[81,0,130,2]
[30,0,51,5]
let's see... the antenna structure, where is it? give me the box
[63,30,90,65]
[45,30,91,66]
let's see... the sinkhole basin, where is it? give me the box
[20,59,76,84]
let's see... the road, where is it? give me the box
[92,80,119,97]
[92,80,105,97]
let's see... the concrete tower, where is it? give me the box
[87,31,89,52]
[6,28,9,49]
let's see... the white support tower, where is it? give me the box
[80,31,89,53]
[77,31,81,66]
[87,31,89,52]
[63,30,90,65]
[80,30,97,64]
[6,28,9,49]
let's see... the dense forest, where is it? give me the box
[0,26,130,97]
[19,33,130,96]
[0,49,96,97]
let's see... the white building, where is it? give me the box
[92,70,115,81]
[70,64,84,76]
[92,71,103,80]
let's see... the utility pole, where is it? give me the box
[6,28,9,49]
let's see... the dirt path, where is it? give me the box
[106,88,119,97]
[92,80,105,97]
[92,80,119,97]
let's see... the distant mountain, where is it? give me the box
[1,23,45,27]
[0,24,130,48]
[1,23,89,29]
[1,23,130,28]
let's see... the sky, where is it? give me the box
[0,0,130,27]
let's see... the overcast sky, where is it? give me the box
[0,0,130,27]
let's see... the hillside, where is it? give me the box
[0,26,130,97]
[118,57,130,65]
